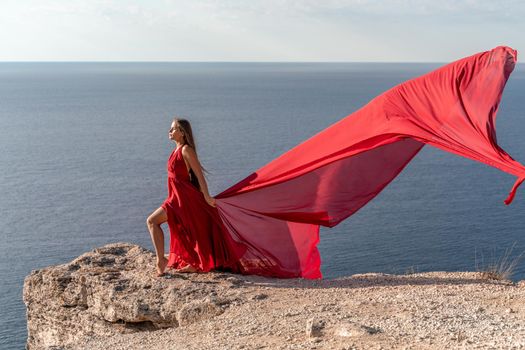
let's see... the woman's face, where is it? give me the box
[169,121,184,143]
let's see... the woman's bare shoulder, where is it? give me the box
[181,144,196,156]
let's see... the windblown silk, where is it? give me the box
[213,46,524,279]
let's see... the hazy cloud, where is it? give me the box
[0,0,523,61]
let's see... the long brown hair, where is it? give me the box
[173,118,208,189]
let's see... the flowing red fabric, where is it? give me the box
[209,46,525,279]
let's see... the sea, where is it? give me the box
[1,62,524,348]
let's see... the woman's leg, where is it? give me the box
[146,206,169,276]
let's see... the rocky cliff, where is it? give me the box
[24,243,525,349]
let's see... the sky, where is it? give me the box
[0,0,524,62]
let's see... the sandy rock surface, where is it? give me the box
[23,242,525,349]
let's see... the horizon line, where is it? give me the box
[0,60,471,64]
[1,61,523,65]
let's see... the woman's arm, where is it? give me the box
[182,145,216,207]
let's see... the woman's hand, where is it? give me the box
[204,195,216,207]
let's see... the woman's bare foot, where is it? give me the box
[175,264,198,273]
[156,256,169,277]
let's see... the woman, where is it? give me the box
[146,118,233,277]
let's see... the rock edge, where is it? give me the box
[23,242,525,349]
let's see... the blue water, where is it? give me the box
[1,62,524,348]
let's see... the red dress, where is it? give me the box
[161,145,241,272]
[161,47,524,280]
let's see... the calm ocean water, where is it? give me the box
[1,62,524,348]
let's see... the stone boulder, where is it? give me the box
[23,243,243,349]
